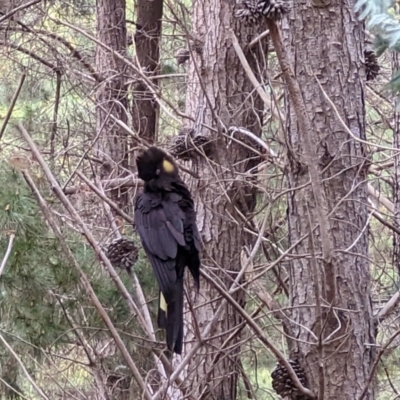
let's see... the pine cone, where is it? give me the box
[175,48,190,65]
[235,0,289,23]
[168,130,212,160]
[365,49,380,81]
[106,238,138,274]
[271,359,309,398]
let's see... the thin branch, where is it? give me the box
[241,248,286,321]
[63,175,142,195]
[0,233,15,277]
[0,0,42,24]
[371,210,400,236]
[75,171,134,223]
[231,31,284,123]
[0,73,25,141]
[50,70,61,161]
[358,326,400,400]
[0,376,29,400]
[18,124,153,400]
[376,290,400,322]
[368,183,394,213]
[0,25,101,81]
[0,331,50,400]
[201,268,316,399]
[55,296,110,400]
[228,126,279,158]
[62,100,115,190]
[0,41,57,70]
[248,29,270,49]
[151,257,251,400]
[19,123,190,397]
[97,182,173,396]
[51,17,193,124]
[316,76,400,153]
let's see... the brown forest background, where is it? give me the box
[0,0,399,399]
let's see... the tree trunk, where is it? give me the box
[95,3,131,399]
[131,0,163,144]
[182,1,267,398]
[393,52,400,278]
[282,1,376,399]
[95,0,129,209]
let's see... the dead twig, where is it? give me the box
[0,73,25,141]
[0,330,50,400]
[50,71,62,161]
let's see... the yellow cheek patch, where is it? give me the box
[162,159,175,173]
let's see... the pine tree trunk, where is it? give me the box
[282,1,376,398]
[131,0,163,143]
[182,1,267,398]
[95,0,129,208]
[393,52,400,279]
[95,3,131,399]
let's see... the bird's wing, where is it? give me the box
[134,192,186,296]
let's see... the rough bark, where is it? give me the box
[393,52,400,276]
[131,0,163,144]
[282,1,376,399]
[95,0,129,209]
[95,2,131,398]
[182,1,267,398]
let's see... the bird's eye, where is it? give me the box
[156,169,160,175]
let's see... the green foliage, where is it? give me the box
[0,163,155,398]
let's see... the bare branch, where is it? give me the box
[0,0,42,24]
[0,331,50,400]
[231,31,284,124]
[0,40,57,70]
[18,124,153,400]
[248,29,270,49]
[367,183,394,213]
[201,268,316,399]
[75,171,134,224]
[316,76,400,153]
[63,175,142,195]
[358,326,400,400]
[0,233,15,278]
[0,73,25,141]
[376,290,400,322]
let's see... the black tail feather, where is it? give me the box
[165,277,184,355]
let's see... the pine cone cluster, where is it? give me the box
[271,359,308,398]
[168,129,212,160]
[235,0,289,23]
[365,49,380,81]
[105,238,138,274]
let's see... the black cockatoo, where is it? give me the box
[134,146,201,355]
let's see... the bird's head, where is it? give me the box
[136,147,178,182]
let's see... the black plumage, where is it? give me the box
[235,0,289,23]
[134,147,201,355]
